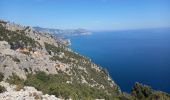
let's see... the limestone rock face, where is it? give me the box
[0,41,70,79]
[0,21,71,79]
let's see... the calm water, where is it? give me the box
[69,28,170,93]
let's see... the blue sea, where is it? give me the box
[69,28,170,93]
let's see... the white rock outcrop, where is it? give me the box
[0,81,64,100]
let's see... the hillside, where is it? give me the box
[0,20,170,100]
[33,27,91,37]
[0,20,120,99]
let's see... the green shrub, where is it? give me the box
[0,73,4,82]
[148,91,170,100]
[35,72,49,82]
[15,84,24,91]
[131,82,153,99]
[7,74,24,85]
[0,85,6,93]
[129,82,170,100]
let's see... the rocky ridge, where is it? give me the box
[33,27,91,37]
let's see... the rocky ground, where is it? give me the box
[0,81,65,100]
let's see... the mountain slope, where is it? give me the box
[0,20,119,99]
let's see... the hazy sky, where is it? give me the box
[0,0,170,31]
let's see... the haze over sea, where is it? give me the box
[70,28,170,93]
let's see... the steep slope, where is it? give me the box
[0,20,120,99]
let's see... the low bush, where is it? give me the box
[15,84,24,91]
[0,73,4,82]
[131,82,153,99]
[0,85,6,93]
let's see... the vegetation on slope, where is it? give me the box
[45,43,120,95]
[45,42,89,63]
[7,72,120,100]
[131,82,170,100]
[0,24,41,50]
[7,73,170,100]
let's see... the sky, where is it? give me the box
[0,0,170,31]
